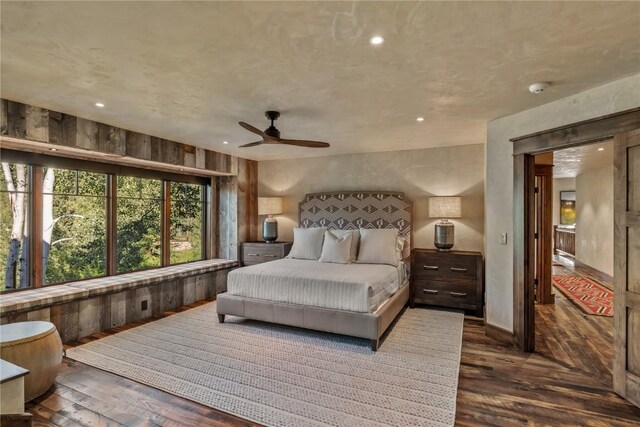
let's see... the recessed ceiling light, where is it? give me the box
[369,35,384,45]
[416,117,425,122]
[223,141,229,145]
[598,147,604,151]
[95,102,105,108]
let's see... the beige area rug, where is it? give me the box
[66,302,464,427]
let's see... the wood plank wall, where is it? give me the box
[0,269,231,343]
[0,98,259,260]
[0,99,235,175]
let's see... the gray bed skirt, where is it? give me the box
[216,284,410,351]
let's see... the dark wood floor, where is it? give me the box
[26,270,640,426]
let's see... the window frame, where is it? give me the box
[0,150,210,292]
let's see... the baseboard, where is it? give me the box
[485,322,515,346]
[573,259,613,288]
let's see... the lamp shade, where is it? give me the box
[429,196,462,219]
[258,197,283,215]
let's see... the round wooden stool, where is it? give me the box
[0,321,63,401]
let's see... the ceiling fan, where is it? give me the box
[238,111,330,148]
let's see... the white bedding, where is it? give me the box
[227,259,407,313]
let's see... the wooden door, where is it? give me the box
[613,128,640,408]
[535,165,554,304]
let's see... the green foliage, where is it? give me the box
[0,163,29,290]
[1,165,205,290]
[170,182,203,264]
[45,169,107,284]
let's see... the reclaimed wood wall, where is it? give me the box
[0,98,259,260]
[218,159,259,259]
[0,269,231,343]
[0,99,237,174]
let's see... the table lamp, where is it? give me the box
[258,197,283,242]
[429,196,462,251]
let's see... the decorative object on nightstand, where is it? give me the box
[241,241,292,266]
[258,197,283,242]
[410,248,484,317]
[429,196,462,251]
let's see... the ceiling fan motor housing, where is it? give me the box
[264,111,281,138]
[265,125,281,139]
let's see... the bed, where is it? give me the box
[216,191,413,350]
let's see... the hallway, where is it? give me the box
[536,256,614,387]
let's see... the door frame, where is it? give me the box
[510,107,640,352]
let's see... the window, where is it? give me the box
[170,182,204,264]
[0,163,30,290]
[43,168,107,285]
[0,154,210,292]
[117,176,163,273]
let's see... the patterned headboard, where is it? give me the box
[298,191,413,259]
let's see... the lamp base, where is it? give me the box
[434,221,455,251]
[262,217,278,242]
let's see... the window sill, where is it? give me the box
[0,259,238,316]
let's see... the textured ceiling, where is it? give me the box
[553,139,613,179]
[1,1,639,161]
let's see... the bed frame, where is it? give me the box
[216,191,413,351]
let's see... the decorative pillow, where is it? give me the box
[318,231,353,264]
[357,228,399,266]
[396,236,405,261]
[287,227,327,260]
[329,229,360,262]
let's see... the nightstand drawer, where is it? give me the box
[412,282,477,309]
[242,251,280,264]
[412,279,477,301]
[413,253,478,280]
[241,242,292,266]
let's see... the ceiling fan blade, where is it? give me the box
[238,122,267,137]
[278,139,331,148]
[238,141,264,148]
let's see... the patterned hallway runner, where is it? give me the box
[552,276,613,316]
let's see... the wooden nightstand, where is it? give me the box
[410,248,484,317]
[241,242,292,266]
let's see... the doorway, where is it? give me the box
[510,107,640,408]
[533,140,615,386]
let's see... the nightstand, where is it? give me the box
[410,249,484,317]
[241,242,292,266]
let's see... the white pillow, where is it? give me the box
[318,231,352,264]
[287,227,327,260]
[357,228,399,266]
[396,236,405,261]
[329,229,360,262]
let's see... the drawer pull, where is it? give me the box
[450,291,467,298]
[423,265,439,271]
[247,253,258,257]
[451,267,468,273]
[263,254,278,258]
[422,289,438,295]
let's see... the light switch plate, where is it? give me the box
[500,233,508,245]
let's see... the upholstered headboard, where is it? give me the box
[298,191,413,259]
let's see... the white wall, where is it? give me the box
[258,144,485,252]
[575,166,614,276]
[485,73,640,331]
[552,178,576,227]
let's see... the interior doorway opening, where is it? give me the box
[510,108,640,409]
[532,140,615,387]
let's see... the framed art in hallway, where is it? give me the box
[559,190,576,225]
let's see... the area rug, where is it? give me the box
[66,302,464,427]
[552,276,613,316]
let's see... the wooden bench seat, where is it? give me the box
[0,259,237,316]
